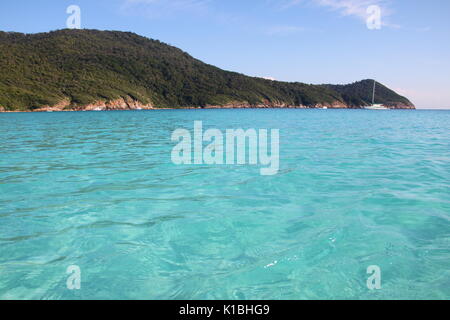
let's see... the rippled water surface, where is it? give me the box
[0,109,449,300]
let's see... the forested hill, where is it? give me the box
[0,29,414,111]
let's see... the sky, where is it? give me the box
[0,0,449,109]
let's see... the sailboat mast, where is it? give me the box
[372,80,376,104]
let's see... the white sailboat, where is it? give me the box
[364,80,389,110]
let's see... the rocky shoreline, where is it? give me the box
[0,99,415,112]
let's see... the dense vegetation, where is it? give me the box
[0,29,414,111]
[325,81,412,108]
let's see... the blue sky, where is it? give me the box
[0,0,449,108]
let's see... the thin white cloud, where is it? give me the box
[281,0,397,27]
[121,0,211,18]
[315,0,388,20]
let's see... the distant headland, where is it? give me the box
[0,29,415,112]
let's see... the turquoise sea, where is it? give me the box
[0,109,449,300]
